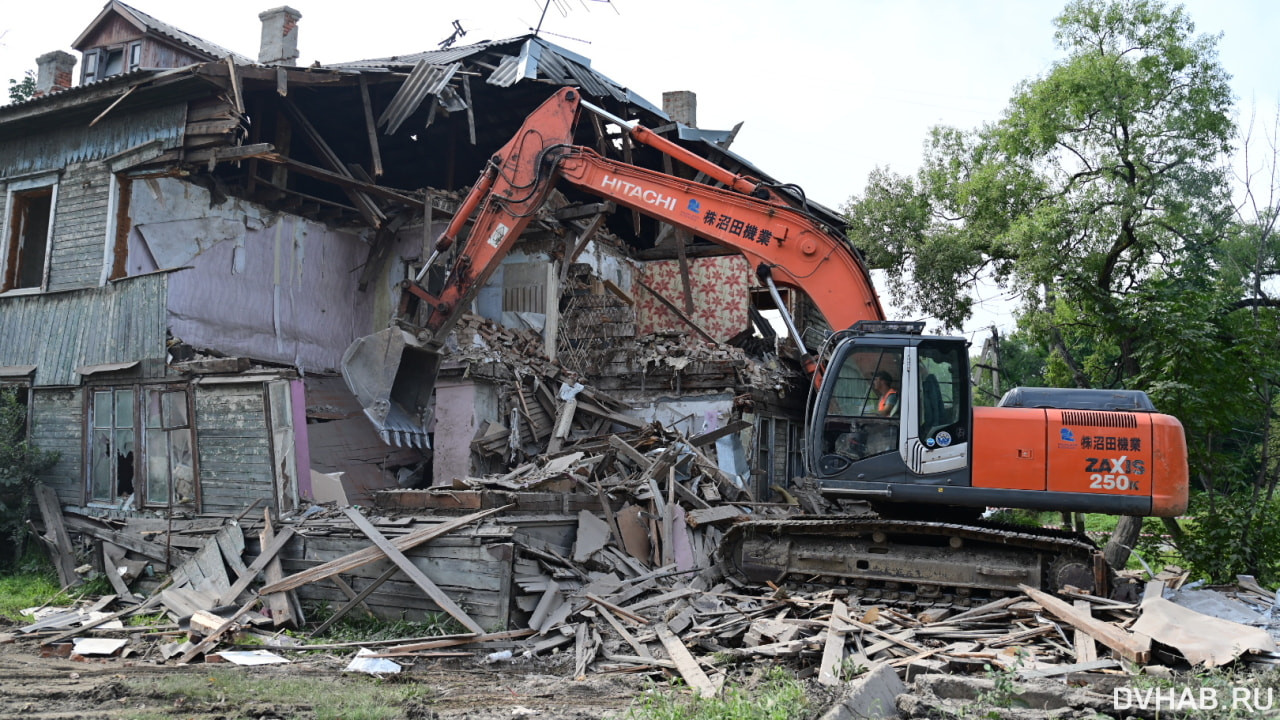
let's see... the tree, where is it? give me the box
[844,0,1237,568]
[0,388,59,569]
[7,70,34,104]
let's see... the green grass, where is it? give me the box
[1122,666,1280,720]
[626,667,808,720]
[0,553,68,622]
[303,601,467,646]
[124,668,434,720]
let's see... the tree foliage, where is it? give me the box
[0,388,59,569]
[844,0,1280,575]
[7,70,35,104]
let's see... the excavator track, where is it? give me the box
[719,517,1106,606]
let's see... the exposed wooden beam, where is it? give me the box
[257,153,422,207]
[358,74,384,179]
[279,96,386,228]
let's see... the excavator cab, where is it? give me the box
[810,321,974,492]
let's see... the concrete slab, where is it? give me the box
[819,662,905,720]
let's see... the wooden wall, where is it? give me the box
[31,387,84,507]
[195,383,275,516]
[48,162,111,292]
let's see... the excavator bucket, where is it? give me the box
[340,327,439,449]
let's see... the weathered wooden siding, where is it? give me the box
[262,533,515,630]
[0,272,167,387]
[142,42,207,71]
[30,388,85,506]
[0,103,185,178]
[194,382,274,515]
[76,14,144,52]
[48,162,111,291]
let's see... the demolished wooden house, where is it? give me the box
[1,2,845,632]
[1,0,827,526]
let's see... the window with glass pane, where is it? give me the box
[88,389,135,502]
[823,348,903,461]
[917,342,970,443]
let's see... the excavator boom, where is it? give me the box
[341,87,1190,598]
[344,87,883,438]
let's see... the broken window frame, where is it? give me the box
[81,41,142,84]
[85,382,196,510]
[1,174,59,294]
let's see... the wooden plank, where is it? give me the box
[341,507,485,634]
[259,511,296,628]
[607,435,652,469]
[846,617,926,654]
[260,506,510,595]
[685,505,745,528]
[309,564,400,637]
[688,420,752,448]
[327,575,377,620]
[100,543,136,601]
[586,594,649,625]
[357,74,383,179]
[278,97,386,227]
[1018,658,1120,679]
[34,485,79,588]
[1020,584,1151,664]
[818,600,851,686]
[1073,600,1098,662]
[655,624,716,698]
[215,527,297,605]
[372,628,537,656]
[595,602,652,658]
[41,578,171,646]
[176,596,259,664]
[63,515,187,567]
[214,525,249,579]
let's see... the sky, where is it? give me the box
[2,0,1278,338]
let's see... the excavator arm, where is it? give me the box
[407,86,884,345]
[342,87,886,444]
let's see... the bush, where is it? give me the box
[1179,490,1280,585]
[0,388,60,570]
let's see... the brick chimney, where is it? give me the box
[258,6,302,66]
[663,90,697,127]
[34,51,76,96]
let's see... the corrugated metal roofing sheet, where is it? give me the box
[377,61,460,135]
[114,1,252,63]
[327,38,520,69]
[334,35,665,117]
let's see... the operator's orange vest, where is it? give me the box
[879,389,898,413]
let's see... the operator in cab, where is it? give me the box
[873,370,899,416]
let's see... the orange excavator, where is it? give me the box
[343,87,1188,599]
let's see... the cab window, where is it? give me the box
[823,348,902,461]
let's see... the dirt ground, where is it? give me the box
[0,636,667,719]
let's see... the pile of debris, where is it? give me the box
[12,427,1280,713]
[13,418,1280,717]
